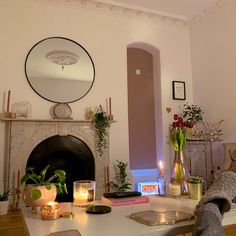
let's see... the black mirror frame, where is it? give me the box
[25,36,95,103]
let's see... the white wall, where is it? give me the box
[0,0,193,188]
[190,0,236,167]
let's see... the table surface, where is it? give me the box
[21,196,236,236]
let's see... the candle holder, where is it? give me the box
[40,201,61,220]
[73,180,96,207]
[168,183,181,197]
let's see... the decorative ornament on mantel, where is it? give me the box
[11,101,32,118]
[52,103,72,119]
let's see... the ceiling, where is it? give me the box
[98,0,222,20]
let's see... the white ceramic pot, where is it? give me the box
[0,200,9,215]
[23,184,57,208]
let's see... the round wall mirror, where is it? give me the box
[25,37,95,103]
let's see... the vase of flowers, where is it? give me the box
[169,114,192,196]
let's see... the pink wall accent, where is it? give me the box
[127,48,157,169]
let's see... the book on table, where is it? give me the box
[101,195,149,207]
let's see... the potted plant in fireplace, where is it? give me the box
[21,164,67,209]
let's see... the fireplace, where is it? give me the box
[4,120,109,200]
[26,135,95,202]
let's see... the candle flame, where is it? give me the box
[159,161,164,168]
[47,201,58,206]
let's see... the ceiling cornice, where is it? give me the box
[34,0,187,26]
[189,0,226,25]
[34,0,227,26]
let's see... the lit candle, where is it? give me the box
[41,201,61,220]
[73,180,96,207]
[159,161,164,177]
[74,191,89,206]
[169,183,181,197]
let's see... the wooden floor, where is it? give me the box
[0,211,236,236]
[0,211,26,236]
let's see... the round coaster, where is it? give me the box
[86,205,111,214]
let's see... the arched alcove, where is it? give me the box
[127,42,164,173]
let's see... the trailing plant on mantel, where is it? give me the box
[92,105,110,157]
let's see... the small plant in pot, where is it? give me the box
[0,189,10,215]
[109,160,132,192]
[187,176,204,200]
[21,164,67,208]
[187,176,204,184]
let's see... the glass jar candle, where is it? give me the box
[168,183,181,197]
[73,180,96,207]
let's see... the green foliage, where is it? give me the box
[0,189,10,201]
[187,176,204,184]
[20,165,68,195]
[170,127,186,151]
[110,160,131,192]
[92,106,110,157]
[182,103,204,125]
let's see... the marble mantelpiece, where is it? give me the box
[1,118,111,199]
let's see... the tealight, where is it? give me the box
[169,183,181,197]
[41,201,61,220]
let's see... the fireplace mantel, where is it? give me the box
[1,117,116,123]
[1,118,114,199]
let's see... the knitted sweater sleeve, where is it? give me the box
[193,171,236,236]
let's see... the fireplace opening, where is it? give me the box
[25,135,95,202]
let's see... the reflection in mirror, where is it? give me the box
[25,37,95,103]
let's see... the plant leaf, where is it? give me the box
[54,170,66,178]
[40,165,50,182]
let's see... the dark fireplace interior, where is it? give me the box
[26,135,95,202]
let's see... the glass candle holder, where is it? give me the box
[40,201,61,220]
[168,183,181,197]
[73,180,96,207]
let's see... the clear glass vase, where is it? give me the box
[170,150,189,196]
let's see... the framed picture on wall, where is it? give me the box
[172,81,186,100]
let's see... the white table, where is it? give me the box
[21,196,236,236]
